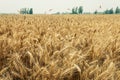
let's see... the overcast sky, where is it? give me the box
[0,0,120,14]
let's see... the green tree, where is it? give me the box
[109,8,114,14]
[115,7,120,14]
[72,6,83,14]
[29,8,33,14]
[19,8,33,14]
[78,6,83,14]
[55,12,60,14]
[104,8,114,14]
[104,9,109,14]
[94,10,98,14]
[75,7,78,14]
[20,8,26,14]
[72,7,75,14]
[72,7,78,14]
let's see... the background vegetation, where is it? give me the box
[19,8,33,14]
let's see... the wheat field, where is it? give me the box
[0,14,120,80]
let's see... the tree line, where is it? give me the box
[19,8,33,14]
[71,6,83,14]
[72,6,120,14]
[58,6,120,14]
[19,6,120,14]
[95,6,120,14]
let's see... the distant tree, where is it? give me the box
[78,6,83,14]
[19,8,33,14]
[109,8,114,14]
[20,8,26,14]
[104,9,109,14]
[104,8,114,14]
[115,7,120,14]
[72,7,75,14]
[75,7,78,14]
[72,7,78,14]
[55,12,60,14]
[72,6,83,14]
[94,10,98,14]
[29,8,33,14]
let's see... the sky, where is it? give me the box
[0,0,120,14]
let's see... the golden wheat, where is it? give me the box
[0,14,120,80]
